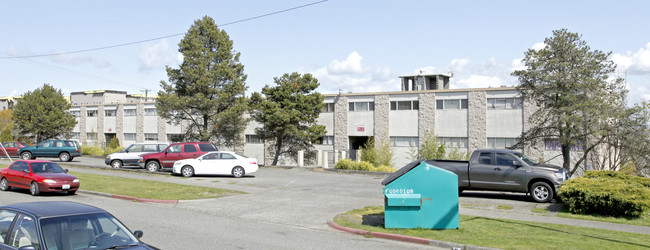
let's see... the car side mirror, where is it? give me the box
[513,161,522,167]
[64,169,69,173]
[18,246,36,250]
[133,230,144,239]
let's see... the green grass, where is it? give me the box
[557,208,650,227]
[334,206,650,250]
[497,205,513,210]
[70,172,245,200]
[531,207,549,214]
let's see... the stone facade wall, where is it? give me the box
[418,92,436,141]
[116,104,124,145]
[373,95,390,146]
[468,91,487,152]
[136,103,144,143]
[157,113,166,143]
[79,106,87,143]
[97,106,105,146]
[523,99,544,161]
[334,95,349,153]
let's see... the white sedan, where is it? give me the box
[172,151,259,178]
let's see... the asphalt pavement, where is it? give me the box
[1,156,648,249]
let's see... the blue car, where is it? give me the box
[0,201,158,249]
[18,140,81,162]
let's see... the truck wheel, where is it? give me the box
[531,182,553,203]
[146,161,160,172]
[21,152,33,160]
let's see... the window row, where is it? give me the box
[349,102,374,111]
[487,137,520,149]
[544,139,584,151]
[71,108,154,117]
[487,98,522,109]
[436,99,468,110]
[391,136,419,147]
[390,101,419,111]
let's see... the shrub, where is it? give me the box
[334,159,396,173]
[558,171,650,218]
[82,145,105,156]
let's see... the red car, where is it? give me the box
[0,160,80,196]
[1,141,28,157]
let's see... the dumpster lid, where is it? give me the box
[381,159,424,186]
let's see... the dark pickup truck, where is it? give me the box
[424,149,568,202]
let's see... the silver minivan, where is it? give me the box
[104,143,169,168]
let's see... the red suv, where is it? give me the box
[138,142,218,172]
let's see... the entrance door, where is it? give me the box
[348,136,370,160]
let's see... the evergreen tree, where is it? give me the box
[249,72,326,165]
[157,16,248,148]
[512,29,628,175]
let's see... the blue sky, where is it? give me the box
[1,1,649,105]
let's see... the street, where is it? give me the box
[0,157,440,249]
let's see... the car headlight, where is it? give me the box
[553,171,565,181]
[73,179,80,183]
[43,179,57,184]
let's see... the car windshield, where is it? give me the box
[30,163,66,174]
[513,152,538,165]
[40,212,140,250]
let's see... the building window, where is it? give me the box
[124,109,137,117]
[315,136,334,145]
[145,108,157,116]
[436,99,468,110]
[322,103,335,113]
[70,111,80,117]
[487,98,523,109]
[391,137,419,147]
[144,133,158,141]
[439,137,469,148]
[349,102,374,111]
[86,133,97,140]
[105,109,116,117]
[124,133,136,141]
[246,134,263,144]
[488,137,520,149]
[70,132,80,139]
[544,139,584,151]
[167,134,183,143]
[390,101,419,110]
[87,110,98,117]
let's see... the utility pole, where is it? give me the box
[140,89,151,102]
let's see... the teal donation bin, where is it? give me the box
[381,160,459,229]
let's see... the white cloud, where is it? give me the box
[51,53,110,68]
[311,51,398,94]
[612,42,650,75]
[327,51,364,75]
[532,42,546,51]
[456,75,503,89]
[138,39,176,71]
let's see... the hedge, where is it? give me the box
[335,159,396,173]
[558,171,650,218]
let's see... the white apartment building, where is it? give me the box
[67,74,579,169]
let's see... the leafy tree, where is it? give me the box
[12,84,76,141]
[512,29,628,176]
[599,101,650,174]
[361,136,394,168]
[411,131,470,160]
[249,72,326,166]
[0,109,13,141]
[157,16,248,148]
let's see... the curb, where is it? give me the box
[78,190,178,204]
[327,220,497,250]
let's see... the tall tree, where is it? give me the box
[157,16,248,148]
[12,84,77,141]
[249,73,326,166]
[512,29,628,176]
